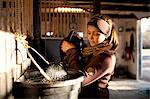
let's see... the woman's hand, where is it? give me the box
[61,41,75,53]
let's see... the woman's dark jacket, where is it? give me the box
[63,48,116,98]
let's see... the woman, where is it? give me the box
[61,14,119,99]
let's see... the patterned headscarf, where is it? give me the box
[82,14,118,57]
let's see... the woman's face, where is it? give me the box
[87,25,106,46]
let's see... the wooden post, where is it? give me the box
[33,0,41,51]
[93,0,101,15]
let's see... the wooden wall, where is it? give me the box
[40,0,90,38]
[0,0,32,98]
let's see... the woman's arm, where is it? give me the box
[82,54,116,86]
[64,48,81,70]
[61,41,80,71]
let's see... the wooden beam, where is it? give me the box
[101,4,150,12]
[105,14,138,19]
[66,0,149,4]
[93,0,101,15]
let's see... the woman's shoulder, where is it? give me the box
[98,53,116,67]
[99,52,116,59]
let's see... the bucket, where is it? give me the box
[13,70,84,99]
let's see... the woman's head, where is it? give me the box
[87,14,118,51]
[87,25,106,46]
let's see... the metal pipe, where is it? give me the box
[27,49,51,81]
[29,47,50,65]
